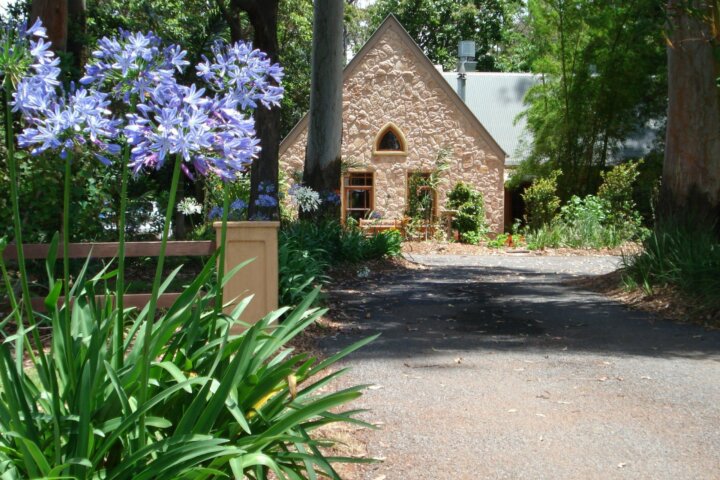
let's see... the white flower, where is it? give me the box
[177,197,202,215]
[289,185,321,213]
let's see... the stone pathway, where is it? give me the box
[320,255,720,480]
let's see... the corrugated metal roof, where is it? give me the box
[442,72,536,166]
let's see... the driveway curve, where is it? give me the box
[320,255,720,480]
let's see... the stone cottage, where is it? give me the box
[279,15,506,232]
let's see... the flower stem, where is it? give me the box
[215,188,230,317]
[113,145,130,369]
[62,149,73,357]
[137,154,183,448]
[2,76,45,358]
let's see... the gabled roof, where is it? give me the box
[441,72,536,166]
[280,14,506,159]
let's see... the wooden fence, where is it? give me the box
[2,240,215,312]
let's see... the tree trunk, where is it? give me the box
[225,0,281,220]
[67,0,87,73]
[661,0,720,229]
[303,0,344,219]
[31,0,68,52]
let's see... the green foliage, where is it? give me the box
[523,163,648,250]
[460,230,483,245]
[522,170,561,231]
[368,0,524,71]
[279,220,401,307]
[597,160,645,237]
[486,233,510,249]
[622,223,720,312]
[446,182,489,243]
[0,245,375,478]
[521,0,666,198]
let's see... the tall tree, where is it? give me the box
[31,0,67,50]
[661,0,720,228]
[520,0,666,198]
[220,0,282,220]
[303,0,344,217]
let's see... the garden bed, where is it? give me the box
[569,270,720,328]
[402,240,642,257]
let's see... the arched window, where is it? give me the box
[379,130,402,151]
[373,122,407,156]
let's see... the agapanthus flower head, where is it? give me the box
[255,194,277,209]
[0,18,57,88]
[196,40,284,110]
[123,75,261,179]
[289,184,321,213]
[80,29,188,104]
[230,199,247,212]
[177,197,202,215]
[9,23,120,161]
[324,191,341,206]
[208,206,223,220]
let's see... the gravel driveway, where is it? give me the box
[320,255,720,480]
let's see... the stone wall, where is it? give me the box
[280,23,505,232]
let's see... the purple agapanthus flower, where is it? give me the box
[196,41,284,110]
[83,32,283,180]
[10,20,120,160]
[230,199,247,211]
[255,194,277,208]
[208,206,223,220]
[80,30,186,104]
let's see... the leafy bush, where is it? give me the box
[279,220,401,307]
[523,164,647,250]
[522,170,561,231]
[486,233,510,249]
[622,224,720,311]
[598,160,646,240]
[446,182,489,243]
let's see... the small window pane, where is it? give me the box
[378,130,402,151]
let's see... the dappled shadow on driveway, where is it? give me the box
[321,260,720,361]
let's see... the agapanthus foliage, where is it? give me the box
[81,31,284,180]
[9,20,119,160]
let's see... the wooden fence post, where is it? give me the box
[214,221,279,326]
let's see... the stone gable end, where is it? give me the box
[280,21,505,232]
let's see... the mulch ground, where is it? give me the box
[568,270,720,329]
[402,240,643,257]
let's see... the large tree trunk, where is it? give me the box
[31,0,68,51]
[224,0,281,220]
[303,0,344,219]
[661,0,720,229]
[67,0,87,73]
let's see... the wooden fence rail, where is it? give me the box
[2,240,215,312]
[2,240,215,261]
[2,222,279,325]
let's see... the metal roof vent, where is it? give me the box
[458,40,476,60]
[457,40,476,102]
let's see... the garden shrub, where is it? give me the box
[622,222,720,313]
[598,160,646,240]
[522,170,561,231]
[446,182,488,243]
[279,220,401,307]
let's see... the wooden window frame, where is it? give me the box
[342,171,375,221]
